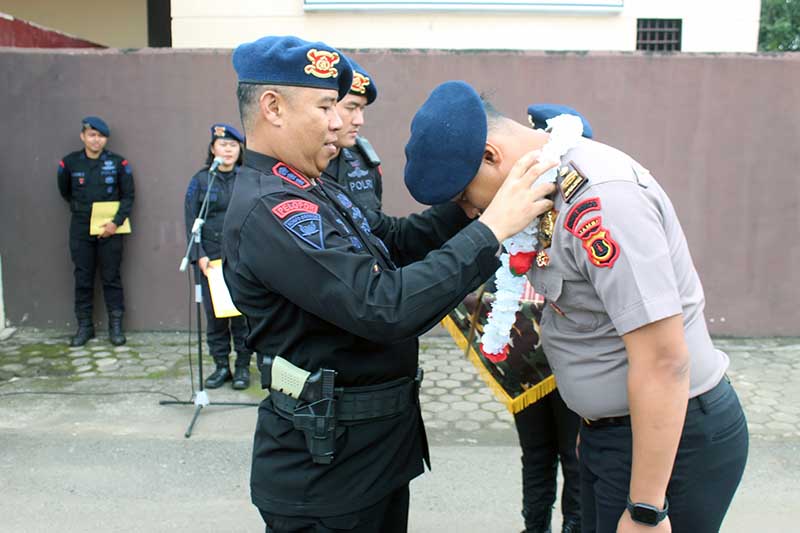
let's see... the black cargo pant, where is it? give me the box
[199,270,251,366]
[514,388,581,530]
[69,218,124,319]
[578,377,748,533]
[259,484,409,533]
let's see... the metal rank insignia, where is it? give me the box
[536,250,550,268]
[558,162,588,203]
[538,209,558,250]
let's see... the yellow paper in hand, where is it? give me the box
[89,201,131,235]
[207,259,242,318]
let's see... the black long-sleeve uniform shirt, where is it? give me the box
[57,149,134,226]
[183,166,239,260]
[222,149,501,516]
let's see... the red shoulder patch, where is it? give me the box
[271,199,319,219]
[59,160,65,168]
[121,159,128,166]
[564,197,601,236]
[273,163,311,190]
[581,227,620,268]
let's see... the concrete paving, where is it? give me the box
[1,327,798,531]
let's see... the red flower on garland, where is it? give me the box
[509,251,537,276]
[480,343,509,363]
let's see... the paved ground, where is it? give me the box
[1,326,798,531]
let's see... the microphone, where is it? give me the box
[209,156,225,173]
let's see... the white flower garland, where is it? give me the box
[480,114,584,362]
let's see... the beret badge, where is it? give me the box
[213,126,226,137]
[351,72,370,94]
[304,49,340,79]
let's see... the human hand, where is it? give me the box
[199,257,211,276]
[98,222,118,239]
[617,510,671,533]
[477,150,557,243]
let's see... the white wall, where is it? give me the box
[170,0,761,52]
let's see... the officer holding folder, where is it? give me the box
[57,116,134,347]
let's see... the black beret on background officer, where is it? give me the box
[184,123,253,390]
[221,36,556,532]
[58,116,134,347]
[405,81,749,533]
[321,56,383,211]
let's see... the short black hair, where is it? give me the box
[480,93,507,132]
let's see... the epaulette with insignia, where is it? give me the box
[355,136,381,168]
[557,161,588,203]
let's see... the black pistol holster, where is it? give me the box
[261,355,422,466]
[291,367,338,465]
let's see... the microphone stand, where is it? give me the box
[160,163,258,438]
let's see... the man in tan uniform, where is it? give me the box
[404,81,748,533]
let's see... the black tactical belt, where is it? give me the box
[270,370,422,423]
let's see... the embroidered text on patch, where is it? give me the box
[272,199,319,219]
[304,49,340,79]
[283,212,325,250]
[564,197,601,235]
[273,163,311,190]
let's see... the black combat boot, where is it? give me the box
[108,310,126,346]
[561,517,581,533]
[232,366,251,390]
[70,318,95,347]
[232,352,252,390]
[205,359,232,389]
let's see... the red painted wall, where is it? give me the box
[0,14,102,48]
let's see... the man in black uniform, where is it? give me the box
[222,36,557,532]
[321,56,383,211]
[58,116,134,346]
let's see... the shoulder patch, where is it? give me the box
[283,212,325,250]
[564,197,601,235]
[273,163,311,190]
[271,199,319,219]
[559,161,588,203]
[581,227,620,268]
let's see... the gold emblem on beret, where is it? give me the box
[305,49,340,79]
[213,126,226,137]
[350,72,370,94]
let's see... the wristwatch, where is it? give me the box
[626,496,668,526]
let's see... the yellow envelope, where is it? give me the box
[89,201,131,235]
[207,259,242,318]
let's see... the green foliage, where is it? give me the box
[759,0,800,51]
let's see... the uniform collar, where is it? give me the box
[243,149,281,175]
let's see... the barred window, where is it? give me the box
[637,19,682,52]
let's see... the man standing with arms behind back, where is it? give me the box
[222,36,558,532]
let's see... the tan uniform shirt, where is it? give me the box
[527,138,728,419]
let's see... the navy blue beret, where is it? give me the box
[527,103,593,139]
[81,116,109,137]
[344,56,377,105]
[210,123,244,143]
[233,35,353,101]
[404,81,487,205]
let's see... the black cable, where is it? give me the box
[0,389,183,401]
